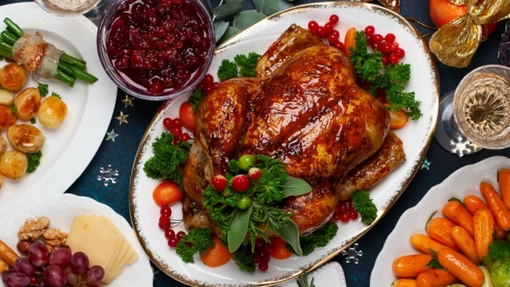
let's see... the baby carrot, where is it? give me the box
[392,254,433,277]
[473,209,495,258]
[0,258,8,274]
[426,218,458,250]
[499,169,510,209]
[416,269,458,287]
[409,234,448,254]
[394,278,417,287]
[480,181,510,231]
[463,194,507,238]
[442,200,474,236]
[0,239,18,267]
[437,248,484,287]
[451,226,480,265]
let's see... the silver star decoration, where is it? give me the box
[341,243,363,264]
[97,164,119,186]
[116,111,129,125]
[421,157,432,170]
[450,136,481,157]
[105,129,118,142]
[122,95,134,108]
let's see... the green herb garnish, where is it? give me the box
[352,190,378,225]
[27,151,42,174]
[51,92,61,99]
[297,273,315,287]
[30,118,36,124]
[218,59,238,81]
[232,245,256,272]
[287,222,338,256]
[176,228,214,263]
[37,82,48,97]
[188,88,206,112]
[217,52,261,81]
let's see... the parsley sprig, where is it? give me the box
[217,52,261,81]
[176,228,214,263]
[352,190,378,225]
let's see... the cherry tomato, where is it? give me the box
[232,175,250,192]
[163,118,174,130]
[203,84,213,94]
[248,167,262,180]
[237,196,252,210]
[238,154,256,171]
[348,200,355,209]
[329,14,339,24]
[179,102,197,132]
[211,175,227,191]
[153,181,184,206]
[317,26,326,37]
[333,42,346,53]
[385,33,396,43]
[364,25,375,36]
[308,21,319,33]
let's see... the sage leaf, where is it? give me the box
[214,21,229,43]
[233,10,266,31]
[228,205,253,253]
[283,176,312,198]
[278,220,302,256]
[219,26,241,44]
[213,2,244,21]
[253,0,292,16]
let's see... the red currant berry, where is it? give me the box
[203,74,214,85]
[258,262,269,271]
[324,22,334,36]
[340,213,350,223]
[333,42,346,53]
[385,33,396,43]
[176,231,186,240]
[163,118,174,130]
[165,229,176,239]
[379,42,391,54]
[328,30,340,44]
[390,42,399,52]
[232,174,250,192]
[372,34,383,44]
[366,35,373,45]
[180,133,191,142]
[171,126,182,137]
[253,254,261,264]
[260,253,270,264]
[308,21,319,33]
[396,48,406,58]
[339,203,348,213]
[382,56,390,65]
[30,276,37,284]
[259,251,267,259]
[348,200,355,209]
[349,210,359,220]
[160,205,172,216]
[211,175,227,191]
[168,238,178,247]
[317,26,325,37]
[159,221,169,230]
[172,138,180,146]
[203,84,213,94]
[213,82,219,88]
[159,215,170,225]
[364,26,375,36]
[172,118,183,127]
[329,14,339,24]
[389,54,400,64]
[248,167,262,180]
[255,238,266,250]
[264,244,273,254]
[371,43,379,51]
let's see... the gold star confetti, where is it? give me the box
[116,111,129,125]
[105,129,118,142]
[121,95,134,108]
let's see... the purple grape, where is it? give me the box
[49,247,72,268]
[66,272,78,286]
[70,252,89,275]
[38,282,49,287]
[14,258,35,276]
[28,242,50,267]
[2,272,30,287]
[43,265,66,287]
[85,265,105,285]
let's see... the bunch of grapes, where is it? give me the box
[2,242,104,287]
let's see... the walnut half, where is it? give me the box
[42,228,68,252]
[18,217,50,241]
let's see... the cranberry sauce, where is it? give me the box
[106,0,212,95]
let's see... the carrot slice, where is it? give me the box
[344,27,357,56]
[389,109,408,129]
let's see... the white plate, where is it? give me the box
[371,156,510,286]
[130,2,439,286]
[0,3,117,207]
[279,262,346,287]
[0,194,153,287]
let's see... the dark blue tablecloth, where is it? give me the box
[2,0,510,286]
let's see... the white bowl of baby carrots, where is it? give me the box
[372,156,510,287]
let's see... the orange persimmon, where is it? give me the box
[152,181,184,207]
[200,237,232,267]
[270,237,293,260]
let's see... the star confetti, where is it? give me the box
[341,243,363,264]
[116,111,129,125]
[121,95,134,108]
[421,157,432,170]
[97,164,119,186]
[105,129,118,142]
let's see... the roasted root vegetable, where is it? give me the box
[389,108,409,130]
[0,89,14,106]
[394,279,418,287]
[426,218,458,250]
[409,234,448,254]
[464,194,507,238]
[14,87,41,120]
[38,95,67,128]
[200,236,232,267]
[499,169,510,210]
[392,254,433,277]
[0,105,16,129]
[442,200,474,236]
[0,134,6,156]
[416,269,457,287]
[0,150,27,179]
[480,181,510,231]
[7,124,46,153]
[344,27,357,56]
[451,226,480,265]
[437,248,484,287]
[473,209,494,258]
[0,63,26,91]
[0,258,8,274]
[0,239,19,266]
[270,237,293,260]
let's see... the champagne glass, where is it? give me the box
[435,65,510,157]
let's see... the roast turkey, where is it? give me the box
[182,25,405,235]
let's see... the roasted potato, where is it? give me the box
[0,105,16,129]
[15,88,41,120]
[0,63,27,91]
[0,174,3,189]
[0,150,27,180]
[7,124,46,153]
[38,96,67,128]
[0,89,14,106]
[0,135,6,156]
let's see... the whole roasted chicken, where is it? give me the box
[183,25,405,235]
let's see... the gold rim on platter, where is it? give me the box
[129,2,440,286]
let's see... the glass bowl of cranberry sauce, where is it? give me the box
[97,0,215,101]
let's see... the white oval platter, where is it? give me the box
[0,194,153,287]
[371,156,510,286]
[130,2,440,286]
[0,2,117,208]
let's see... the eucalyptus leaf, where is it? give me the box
[253,0,292,16]
[214,21,229,43]
[218,26,241,45]
[213,2,244,21]
[228,205,253,253]
[233,10,266,31]
[283,176,312,198]
[278,220,303,256]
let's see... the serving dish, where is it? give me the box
[371,156,510,286]
[0,3,117,208]
[279,262,346,287]
[130,2,439,286]
[0,194,153,286]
